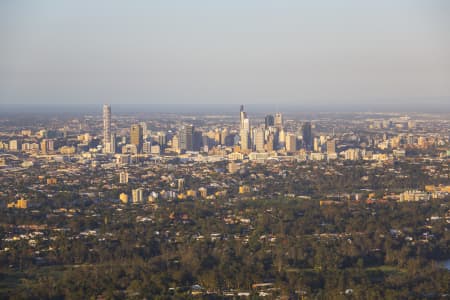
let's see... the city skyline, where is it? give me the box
[1,2,450,298]
[1,102,450,298]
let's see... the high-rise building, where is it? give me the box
[286,133,297,153]
[239,105,251,152]
[313,137,320,152]
[130,124,143,152]
[47,139,54,152]
[9,140,19,151]
[240,121,250,151]
[40,139,54,154]
[214,129,221,145]
[103,104,111,150]
[265,115,274,129]
[240,105,247,129]
[139,121,148,138]
[278,128,286,149]
[327,139,336,154]
[302,122,313,150]
[180,125,194,151]
[274,113,283,129]
[104,133,116,154]
[157,132,167,148]
[110,133,116,153]
[172,135,180,152]
[142,141,152,154]
[193,131,203,151]
[254,127,265,152]
[266,133,275,152]
[220,128,228,145]
[40,140,47,154]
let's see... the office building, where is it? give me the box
[40,139,54,154]
[140,121,148,138]
[286,133,297,153]
[254,127,265,152]
[157,132,167,148]
[130,124,143,152]
[172,135,180,152]
[275,113,283,129]
[313,137,320,152]
[278,128,286,149]
[193,131,203,151]
[104,133,116,154]
[142,141,152,154]
[327,139,336,154]
[240,121,250,150]
[266,133,275,152]
[265,115,274,129]
[240,105,247,129]
[239,105,251,152]
[214,129,221,145]
[9,140,19,151]
[180,125,194,151]
[302,122,313,150]
[221,128,229,145]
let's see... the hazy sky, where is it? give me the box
[1,1,450,112]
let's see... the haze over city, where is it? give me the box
[1,2,450,299]
[1,1,450,113]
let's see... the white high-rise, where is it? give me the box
[239,105,251,151]
[240,117,250,151]
[103,104,111,152]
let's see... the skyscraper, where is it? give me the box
[240,118,250,151]
[327,139,336,154]
[266,133,275,152]
[240,105,247,130]
[139,121,148,138]
[302,122,313,150]
[193,130,203,151]
[254,127,265,152]
[103,104,111,151]
[265,115,274,129]
[286,133,297,153]
[239,105,251,152]
[107,133,116,154]
[180,124,194,151]
[130,124,143,152]
[275,113,283,129]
